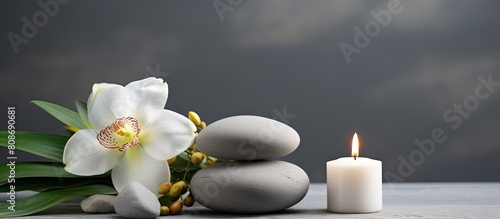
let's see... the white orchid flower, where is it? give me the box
[63,77,196,196]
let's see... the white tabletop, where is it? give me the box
[18,183,500,218]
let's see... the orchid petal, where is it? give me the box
[63,129,123,176]
[140,109,196,160]
[125,77,169,123]
[111,146,170,197]
[88,86,131,130]
[87,83,122,113]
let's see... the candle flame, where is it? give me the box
[351,132,359,158]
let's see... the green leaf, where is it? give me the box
[169,154,189,170]
[177,151,190,161]
[0,184,117,217]
[169,152,197,172]
[0,131,68,162]
[0,177,112,192]
[0,162,109,181]
[170,170,197,184]
[75,100,92,129]
[31,100,87,129]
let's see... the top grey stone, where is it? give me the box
[196,115,300,160]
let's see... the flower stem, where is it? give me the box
[182,159,191,182]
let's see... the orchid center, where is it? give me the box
[97,117,141,151]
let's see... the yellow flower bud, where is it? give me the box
[167,156,176,165]
[181,182,188,194]
[188,111,201,126]
[206,159,214,166]
[160,206,170,215]
[169,199,183,215]
[190,152,204,166]
[64,125,79,135]
[183,195,194,207]
[199,121,207,129]
[158,181,172,194]
[168,185,181,198]
[169,181,186,198]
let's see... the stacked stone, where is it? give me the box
[190,115,309,214]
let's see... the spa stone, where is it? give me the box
[114,181,160,218]
[196,115,300,160]
[190,160,309,213]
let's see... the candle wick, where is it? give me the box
[354,156,357,160]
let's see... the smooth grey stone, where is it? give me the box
[80,195,116,213]
[190,160,309,214]
[114,181,160,218]
[197,115,300,160]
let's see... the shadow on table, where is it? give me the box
[182,208,332,218]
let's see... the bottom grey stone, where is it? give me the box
[190,160,310,214]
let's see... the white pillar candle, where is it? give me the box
[326,133,382,213]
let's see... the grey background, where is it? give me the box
[1,0,500,182]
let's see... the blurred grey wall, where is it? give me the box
[1,0,500,182]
